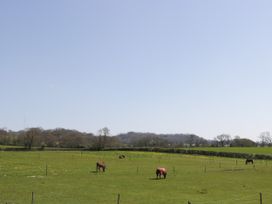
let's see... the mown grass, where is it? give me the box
[184,147,272,155]
[0,145,24,149]
[0,151,272,204]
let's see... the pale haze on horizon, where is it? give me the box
[1,1,272,141]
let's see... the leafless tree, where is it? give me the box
[24,128,42,149]
[97,127,110,149]
[259,131,272,146]
[215,134,231,147]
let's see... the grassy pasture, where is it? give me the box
[0,145,24,149]
[0,151,272,204]
[184,147,272,155]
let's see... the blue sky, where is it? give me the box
[1,1,272,140]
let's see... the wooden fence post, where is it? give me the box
[45,164,48,176]
[31,192,34,204]
[259,192,262,204]
[117,193,120,204]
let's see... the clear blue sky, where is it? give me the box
[1,1,272,140]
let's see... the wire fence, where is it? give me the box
[1,192,271,204]
[186,192,269,204]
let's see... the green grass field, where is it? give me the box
[0,151,271,204]
[185,147,272,155]
[0,145,24,149]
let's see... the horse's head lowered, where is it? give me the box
[156,167,167,179]
[96,161,106,172]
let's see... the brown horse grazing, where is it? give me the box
[96,161,106,172]
[245,159,254,165]
[156,167,167,179]
[119,155,125,159]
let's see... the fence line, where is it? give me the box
[1,192,270,204]
[187,192,264,204]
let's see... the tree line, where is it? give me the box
[0,127,120,149]
[213,132,272,147]
[0,127,270,149]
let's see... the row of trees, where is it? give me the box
[0,127,120,149]
[117,132,209,148]
[0,127,271,149]
[213,132,272,147]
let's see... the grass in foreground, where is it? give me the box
[0,151,272,204]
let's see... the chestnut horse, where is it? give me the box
[96,161,106,172]
[156,167,167,179]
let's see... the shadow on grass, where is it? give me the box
[91,170,106,174]
[223,168,245,172]
[149,178,166,180]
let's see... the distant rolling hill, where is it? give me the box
[116,132,208,147]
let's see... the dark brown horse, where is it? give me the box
[245,159,254,165]
[119,155,125,159]
[96,161,106,172]
[156,167,167,179]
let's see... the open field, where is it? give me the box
[1,151,272,204]
[0,145,24,149]
[184,147,272,155]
